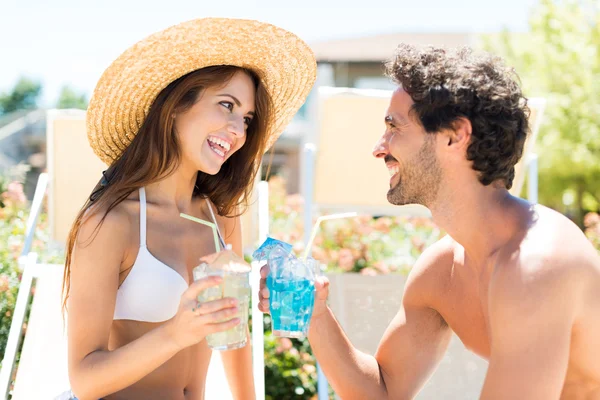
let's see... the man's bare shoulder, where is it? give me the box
[526,204,597,260]
[491,204,600,313]
[511,204,599,277]
[403,235,458,306]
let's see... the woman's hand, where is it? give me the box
[164,276,240,350]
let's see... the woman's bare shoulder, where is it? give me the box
[75,195,139,254]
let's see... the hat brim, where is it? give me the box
[86,18,317,165]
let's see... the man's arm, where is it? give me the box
[307,239,454,400]
[480,255,581,400]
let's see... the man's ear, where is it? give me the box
[445,117,472,149]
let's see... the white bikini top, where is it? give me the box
[113,187,226,323]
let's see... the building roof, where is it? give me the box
[0,109,32,129]
[310,31,477,62]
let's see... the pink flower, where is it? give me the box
[337,248,355,271]
[411,237,426,253]
[5,182,26,204]
[351,248,362,259]
[373,261,390,274]
[357,215,371,225]
[286,194,304,211]
[360,267,378,276]
[278,337,293,351]
[289,232,301,243]
[358,225,374,236]
[302,364,316,374]
[310,247,326,262]
[373,218,392,233]
[328,250,339,262]
[312,236,323,246]
[584,212,600,229]
[0,276,10,292]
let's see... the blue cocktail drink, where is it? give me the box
[254,238,319,339]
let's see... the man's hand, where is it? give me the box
[257,264,331,320]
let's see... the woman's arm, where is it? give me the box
[68,206,238,400]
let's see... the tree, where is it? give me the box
[482,0,600,226]
[0,77,42,115]
[56,85,88,110]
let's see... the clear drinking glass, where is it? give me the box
[266,245,319,339]
[193,250,251,351]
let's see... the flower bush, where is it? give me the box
[263,315,317,400]
[266,175,444,275]
[0,172,64,380]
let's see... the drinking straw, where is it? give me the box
[180,213,220,252]
[302,212,358,260]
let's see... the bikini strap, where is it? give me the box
[139,187,147,248]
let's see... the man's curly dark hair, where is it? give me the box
[385,44,530,189]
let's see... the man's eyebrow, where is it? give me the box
[385,114,408,125]
[217,94,255,116]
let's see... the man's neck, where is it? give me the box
[428,180,532,268]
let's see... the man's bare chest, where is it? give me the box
[434,264,493,359]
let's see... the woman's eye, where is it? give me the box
[220,101,234,111]
[244,117,253,126]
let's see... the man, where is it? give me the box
[258,44,600,399]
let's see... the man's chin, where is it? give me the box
[387,189,405,206]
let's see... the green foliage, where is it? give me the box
[0,77,42,116]
[56,86,88,110]
[264,321,317,400]
[481,0,600,225]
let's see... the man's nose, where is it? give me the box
[372,133,389,159]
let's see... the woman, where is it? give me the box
[61,18,315,400]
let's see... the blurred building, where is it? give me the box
[269,31,477,193]
[0,109,47,197]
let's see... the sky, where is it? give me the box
[1,0,538,106]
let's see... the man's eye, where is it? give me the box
[220,101,234,111]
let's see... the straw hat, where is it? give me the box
[86,18,317,165]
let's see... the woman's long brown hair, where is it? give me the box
[62,66,272,311]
